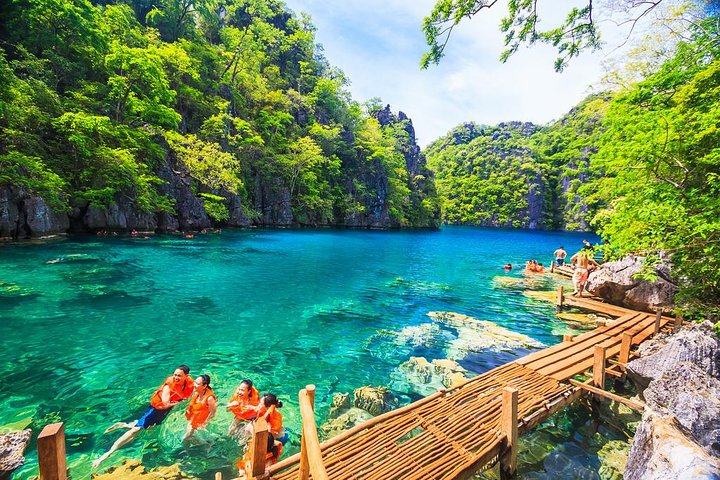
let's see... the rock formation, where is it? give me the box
[390,356,468,396]
[0,429,31,479]
[92,459,197,479]
[624,322,720,479]
[353,386,398,416]
[585,256,677,312]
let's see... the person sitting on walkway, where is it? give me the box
[227,379,260,436]
[183,374,217,441]
[570,247,600,297]
[93,365,194,468]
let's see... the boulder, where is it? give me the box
[585,256,677,312]
[319,408,373,440]
[353,386,398,416]
[0,429,31,479]
[392,357,468,396]
[624,412,720,480]
[627,321,720,394]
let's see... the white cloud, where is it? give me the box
[283,0,639,147]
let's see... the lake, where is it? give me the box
[0,227,603,479]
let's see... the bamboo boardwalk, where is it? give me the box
[265,305,675,480]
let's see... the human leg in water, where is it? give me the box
[92,426,142,468]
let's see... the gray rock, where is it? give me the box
[353,386,398,416]
[0,429,31,478]
[585,256,677,311]
[625,412,720,480]
[627,321,720,394]
[328,392,350,420]
[0,187,68,238]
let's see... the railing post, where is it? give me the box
[673,313,683,333]
[38,423,66,480]
[619,332,632,366]
[563,334,573,343]
[593,346,607,390]
[246,417,268,479]
[298,385,316,480]
[215,473,222,480]
[556,286,564,311]
[654,308,662,336]
[499,387,518,480]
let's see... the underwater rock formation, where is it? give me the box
[319,408,374,440]
[390,356,468,396]
[0,429,31,479]
[353,386,398,416]
[328,392,351,420]
[92,460,197,479]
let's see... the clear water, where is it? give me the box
[0,227,599,479]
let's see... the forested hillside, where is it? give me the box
[425,15,720,317]
[0,0,440,236]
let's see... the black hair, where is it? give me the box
[262,393,282,408]
[198,374,211,388]
[177,365,190,375]
[240,379,255,398]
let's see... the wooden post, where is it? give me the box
[619,332,632,366]
[654,308,662,336]
[246,417,268,479]
[593,346,607,390]
[38,423,66,480]
[673,313,683,333]
[298,385,316,480]
[563,334,573,343]
[556,286,564,311]
[215,473,222,480]
[499,387,518,480]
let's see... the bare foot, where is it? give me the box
[92,458,103,469]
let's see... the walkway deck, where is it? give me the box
[267,308,673,479]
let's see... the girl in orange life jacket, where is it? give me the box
[93,365,193,469]
[256,393,287,444]
[183,374,217,441]
[227,379,260,436]
[235,433,284,478]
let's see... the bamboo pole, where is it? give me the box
[215,473,222,480]
[298,388,329,480]
[568,380,644,411]
[654,309,662,336]
[247,417,269,479]
[499,387,518,480]
[298,385,316,480]
[563,334,573,343]
[38,423,66,480]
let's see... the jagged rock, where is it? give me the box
[393,357,467,396]
[92,459,197,479]
[585,256,677,312]
[624,412,720,480]
[0,429,31,479]
[0,187,68,238]
[353,386,398,416]
[328,392,350,420]
[319,408,373,440]
[627,321,720,394]
[641,362,720,455]
[156,149,211,231]
[84,202,157,231]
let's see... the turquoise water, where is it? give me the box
[0,227,598,479]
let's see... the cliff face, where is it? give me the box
[0,107,439,237]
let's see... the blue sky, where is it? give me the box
[282,0,639,148]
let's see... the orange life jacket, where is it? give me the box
[257,404,283,436]
[185,388,217,429]
[228,386,260,420]
[150,376,194,410]
[236,438,283,473]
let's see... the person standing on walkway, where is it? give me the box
[93,365,194,468]
[553,246,567,266]
[570,247,600,297]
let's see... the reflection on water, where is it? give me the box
[0,227,606,479]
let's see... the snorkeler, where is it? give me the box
[92,365,194,468]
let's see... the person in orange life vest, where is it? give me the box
[93,365,194,468]
[256,394,287,444]
[235,433,284,478]
[226,379,260,435]
[183,374,217,441]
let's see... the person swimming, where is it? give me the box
[183,374,217,441]
[93,365,194,468]
[227,379,260,436]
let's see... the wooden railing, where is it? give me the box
[297,384,328,480]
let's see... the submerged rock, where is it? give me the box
[328,392,351,420]
[92,460,197,479]
[428,311,543,360]
[319,408,373,440]
[353,386,398,416]
[0,429,31,479]
[624,413,720,480]
[391,357,468,396]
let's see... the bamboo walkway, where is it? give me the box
[265,304,675,480]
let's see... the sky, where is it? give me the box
[281,0,638,148]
